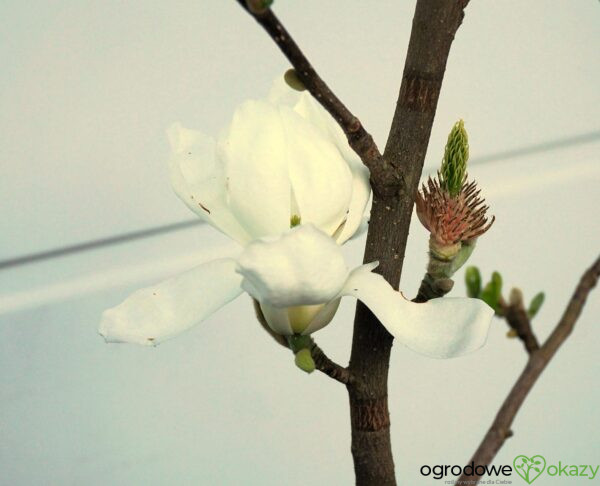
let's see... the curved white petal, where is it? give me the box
[294,94,371,243]
[217,100,291,239]
[280,105,353,236]
[167,123,251,243]
[259,302,293,336]
[334,170,371,244]
[341,266,493,358]
[237,225,349,308]
[99,259,243,345]
[301,298,341,335]
[283,83,371,242]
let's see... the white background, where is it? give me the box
[1,1,598,484]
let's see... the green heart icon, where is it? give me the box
[513,455,546,484]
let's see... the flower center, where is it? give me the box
[287,304,326,334]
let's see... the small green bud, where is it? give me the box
[491,271,503,299]
[294,349,315,373]
[290,214,301,227]
[441,119,469,197]
[528,292,545,318]
[506,329,518,338]
[246,0,273,15]
[480,282,499,312]
[480,272,502,312]
[465,266,482,298]
[284,69,306,92]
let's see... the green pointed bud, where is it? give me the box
[441,119,469,197]
[480,272,502,312]
[491,271,503,299]
[290,214,301,227]
[246,0,273,15]
[528,292,545,318]
[480,281,499,312]
[284,69,306,92]
[506,329,518,338]
[465,266,482,298]
[294,348,315,373]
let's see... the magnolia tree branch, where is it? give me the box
[458,255,600,483]
[240,1,471,484]
[237,1,389,188]
[502,299,540,354]
[310,340,353,386]
[347,2,471,485]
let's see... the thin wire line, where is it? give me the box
[470,130,600,166]
[1,130,598,271]
[0,220,202,271]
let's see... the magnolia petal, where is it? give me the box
[167,123,251,243]
[267,76,302,108]
[99,258,243,345]
[301,298,341,335]
[268,78,372,242]
[341,266,493,358]
[280,105,353,236]
[334,170,371,244]
[217,100,291,239]
[237,225,349,308]
[259,302,293,336]
[293,92,371,243]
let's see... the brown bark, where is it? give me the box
[458,255,600,483]
[503,301,540,354]
[236,0,385,187]
[347,2,471,484]
[238,1,471,484]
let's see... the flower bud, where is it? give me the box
[509,287,524,307]
[246,0,273,15]
[294,348,315,373]
[480,272,503,312]
[441,119,469,197]
[528,292,545,318]
[465,266,482,298]
[284,69,306,92]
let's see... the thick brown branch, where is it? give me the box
[236,1,385,184]
[459,255,600,483]
[347,2,471,485]
[239,2,471,484]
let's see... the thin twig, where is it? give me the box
[310,340,354,386]
[458,255,600,483]
[502,302,540,354]
[235,1,387,188]
[253,298,353,385]
[413,273,454,303]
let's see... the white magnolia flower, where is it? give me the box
[167,77,371,245]
[100,225,493,359]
